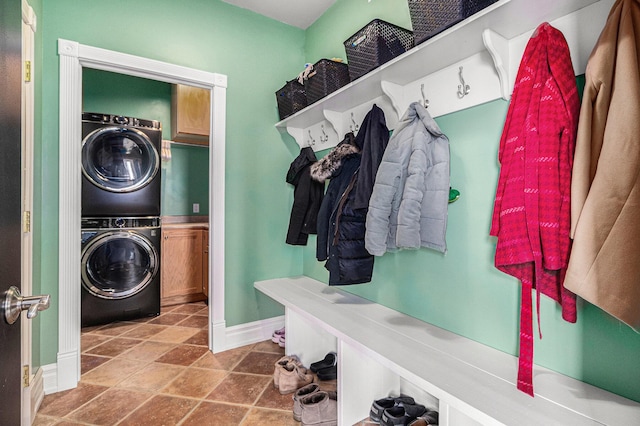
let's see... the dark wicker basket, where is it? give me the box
[275,79,307,121]
[304,59,351,105]
[408,0,498,45]
[344,19,414,81]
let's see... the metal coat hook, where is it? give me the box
[307,130,316,146]
[457,66,471,98]
[350,112,359,134]
[320,124,329,144]
[421,83,430,108]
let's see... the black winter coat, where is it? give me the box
[312,136,374,285]
[286,147,324,246]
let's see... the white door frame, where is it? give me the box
[21,1,38,423]
[56,39,227,392]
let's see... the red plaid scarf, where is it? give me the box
[490,23,579,396]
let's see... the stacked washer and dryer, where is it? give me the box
[80,113,162,327]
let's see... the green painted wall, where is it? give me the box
[82,69,172,138]
[302,1,640,403]
[36,0,305,365]
[162,144,210,217]
[304,0,412,63]
[82,69,210,217]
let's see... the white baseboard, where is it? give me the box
[211,320,227,354]
[42,316,285,394]
[41,363,58,395]
[222,315,284,351]
[56,350,79,392]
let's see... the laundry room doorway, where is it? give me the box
[80,71,214,311]
[56,39,227,392]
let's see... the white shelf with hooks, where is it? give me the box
[275,0,611,152]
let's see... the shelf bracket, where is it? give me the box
[381,81,405,120]
[323,109,344,141]
[285,126,305,149]
[482,29,510,101]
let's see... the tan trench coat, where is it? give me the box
[565,0,640,331]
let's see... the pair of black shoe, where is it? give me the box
[309,352,337,381]
[370,396,439,425]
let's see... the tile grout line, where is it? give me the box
[37,302,293,425]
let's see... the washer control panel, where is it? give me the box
[81,216,161,229]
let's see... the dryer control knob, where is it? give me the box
[114,218,126,228]
[113,116,129,125]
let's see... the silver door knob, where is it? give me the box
[3,286,50,325]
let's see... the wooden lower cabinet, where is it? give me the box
[161,226,208,306]
[202,229,209,297]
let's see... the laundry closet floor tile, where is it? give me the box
[120,323,167,339]
[205,372,272,405]
[192,347,248,371]
[117,363,185,392]
[155,344,209,366]
[148,312,190,325]
[65,388,152,425]
[81,354,111,374]
[118,394,198,426]
[183,329,209,346]
[162,367,227,398]
[242,407,298,426]
[36,302,295,425]
[81,358,148,387]
[180,401,249,426]
[118,340,175,361]
[37,383,108,418]
[85,337,142,357]
[176,314,209,329]
[232,351,283,375]
[148,325,199,343]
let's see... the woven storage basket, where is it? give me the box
[344,19,414,81]
[408,0,498,45]
[304,59,351,105]
[275,79,307,120]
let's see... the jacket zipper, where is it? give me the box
[330,168,360,249]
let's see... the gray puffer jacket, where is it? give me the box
[365,102,450,255]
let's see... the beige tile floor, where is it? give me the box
[34,302,302,426]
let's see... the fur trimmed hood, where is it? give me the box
[310,133,359,182]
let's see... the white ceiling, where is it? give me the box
[221,0,337,29]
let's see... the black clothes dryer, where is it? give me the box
[81,216,161,327]
[81,112,161,217]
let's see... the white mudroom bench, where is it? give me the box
[254,276,640,426]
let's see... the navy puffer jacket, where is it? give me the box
[312,136,373,285]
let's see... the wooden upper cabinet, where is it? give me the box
[171,84,210,145]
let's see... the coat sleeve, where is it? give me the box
[286,166,312,245]
[316,186,330,261]
[353,105,389,210]
[365,153,401,256]
[395,137,428,249]
[570,76,605,237]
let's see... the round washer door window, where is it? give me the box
[82,126,159,193]
[81,231,159,299]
